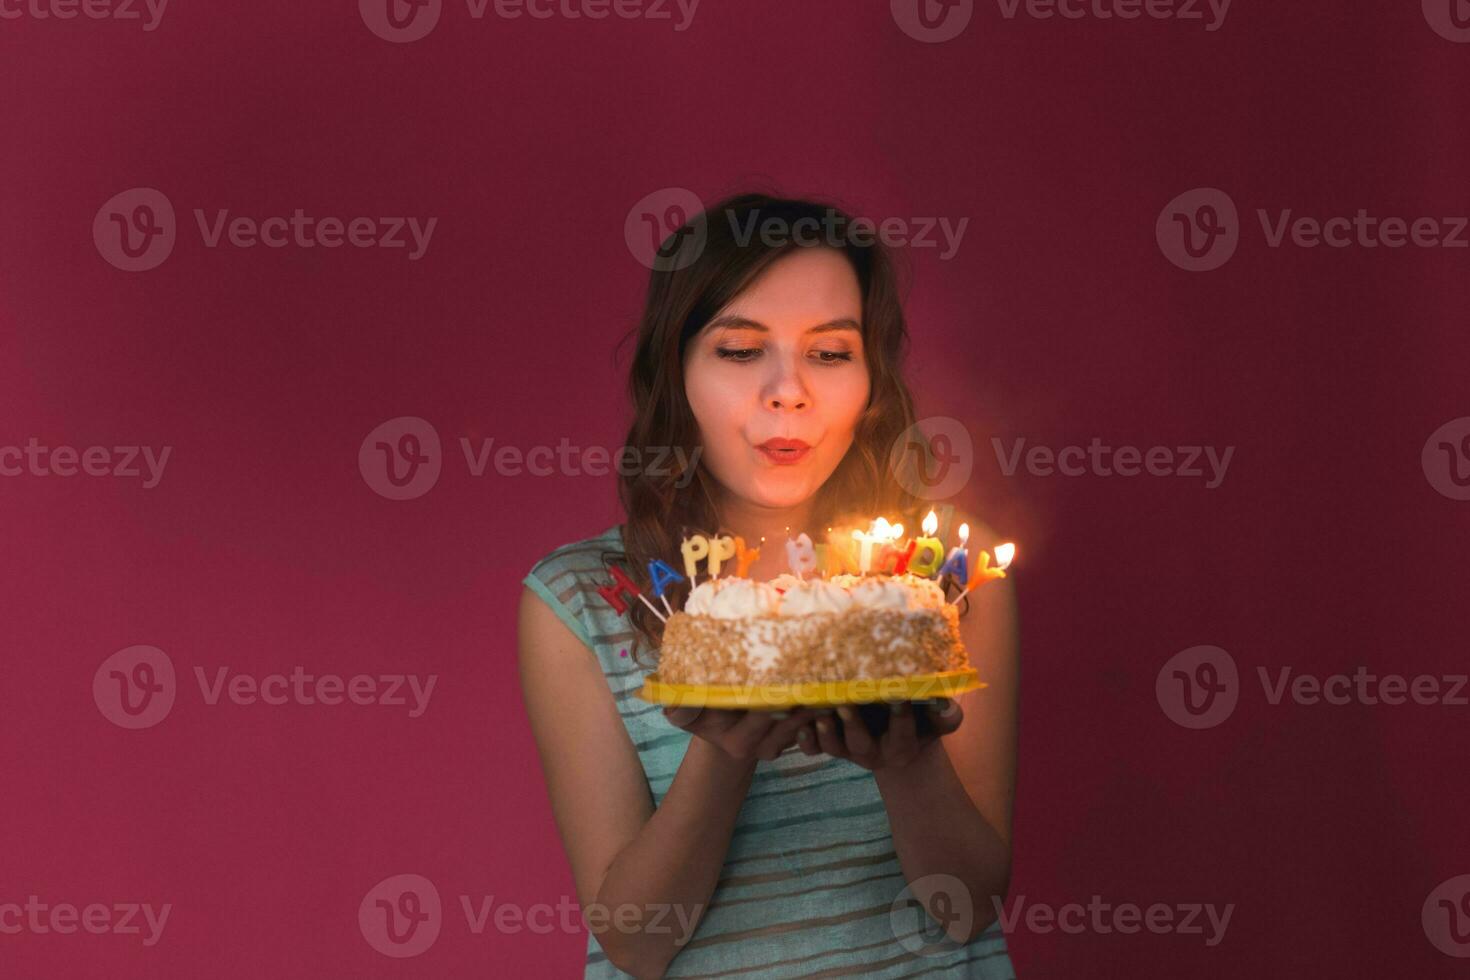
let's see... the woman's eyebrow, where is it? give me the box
[706,315,861,334]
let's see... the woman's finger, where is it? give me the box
[930,698,964,736]
[752,709,819,760]
[795,724,821,755]
[884,701,918,761]
[814,710,845,757]
[836,706,875,759]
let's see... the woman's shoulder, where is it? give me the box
[521,524,627,653]
[524,523,625,582]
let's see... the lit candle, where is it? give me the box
[952,542,1016,603]
[823,527,860,576]
[908,509,946,578]
[851,517,899,573]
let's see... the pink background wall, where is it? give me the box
[4,0,1468,975]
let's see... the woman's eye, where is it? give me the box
[814,350,854,364]
[715,347,761,362]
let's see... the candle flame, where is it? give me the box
[959,522,969,545]
[994,542,1016,570]
[922,510,937,536]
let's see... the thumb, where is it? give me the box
[664,705,703,728]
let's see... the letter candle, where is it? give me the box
[596,564,667,623]
[647,559,683,617]
[937,522,970,588]
[733,536,761,577]
[707,534,737,577]
[907,510,946,578]
[786,532,818,579]
[680,534,710,581]
[949,541,1015,604]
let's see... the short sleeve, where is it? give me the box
[522,562,598,652]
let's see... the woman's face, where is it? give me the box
[683,247,870,511]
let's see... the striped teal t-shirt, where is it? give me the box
[523,524,1016,979]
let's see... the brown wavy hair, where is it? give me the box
[605,192,944,666]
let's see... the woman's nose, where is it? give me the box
[764,366,810,412]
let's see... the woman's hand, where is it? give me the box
[798,699,964,770]
[663,706,823,762]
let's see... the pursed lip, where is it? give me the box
[757,438,812,452]
[755,438,812,465]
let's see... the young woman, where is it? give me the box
[518,193,1019,978]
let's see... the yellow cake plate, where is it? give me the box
[637,669,984,710]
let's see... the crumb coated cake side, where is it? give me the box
[658,604,967,685]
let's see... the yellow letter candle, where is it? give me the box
[680,534,710,580]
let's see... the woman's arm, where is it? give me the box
[517,587,811,977]
[874,522,1019,942]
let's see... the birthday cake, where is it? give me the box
[657,572,970,686]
